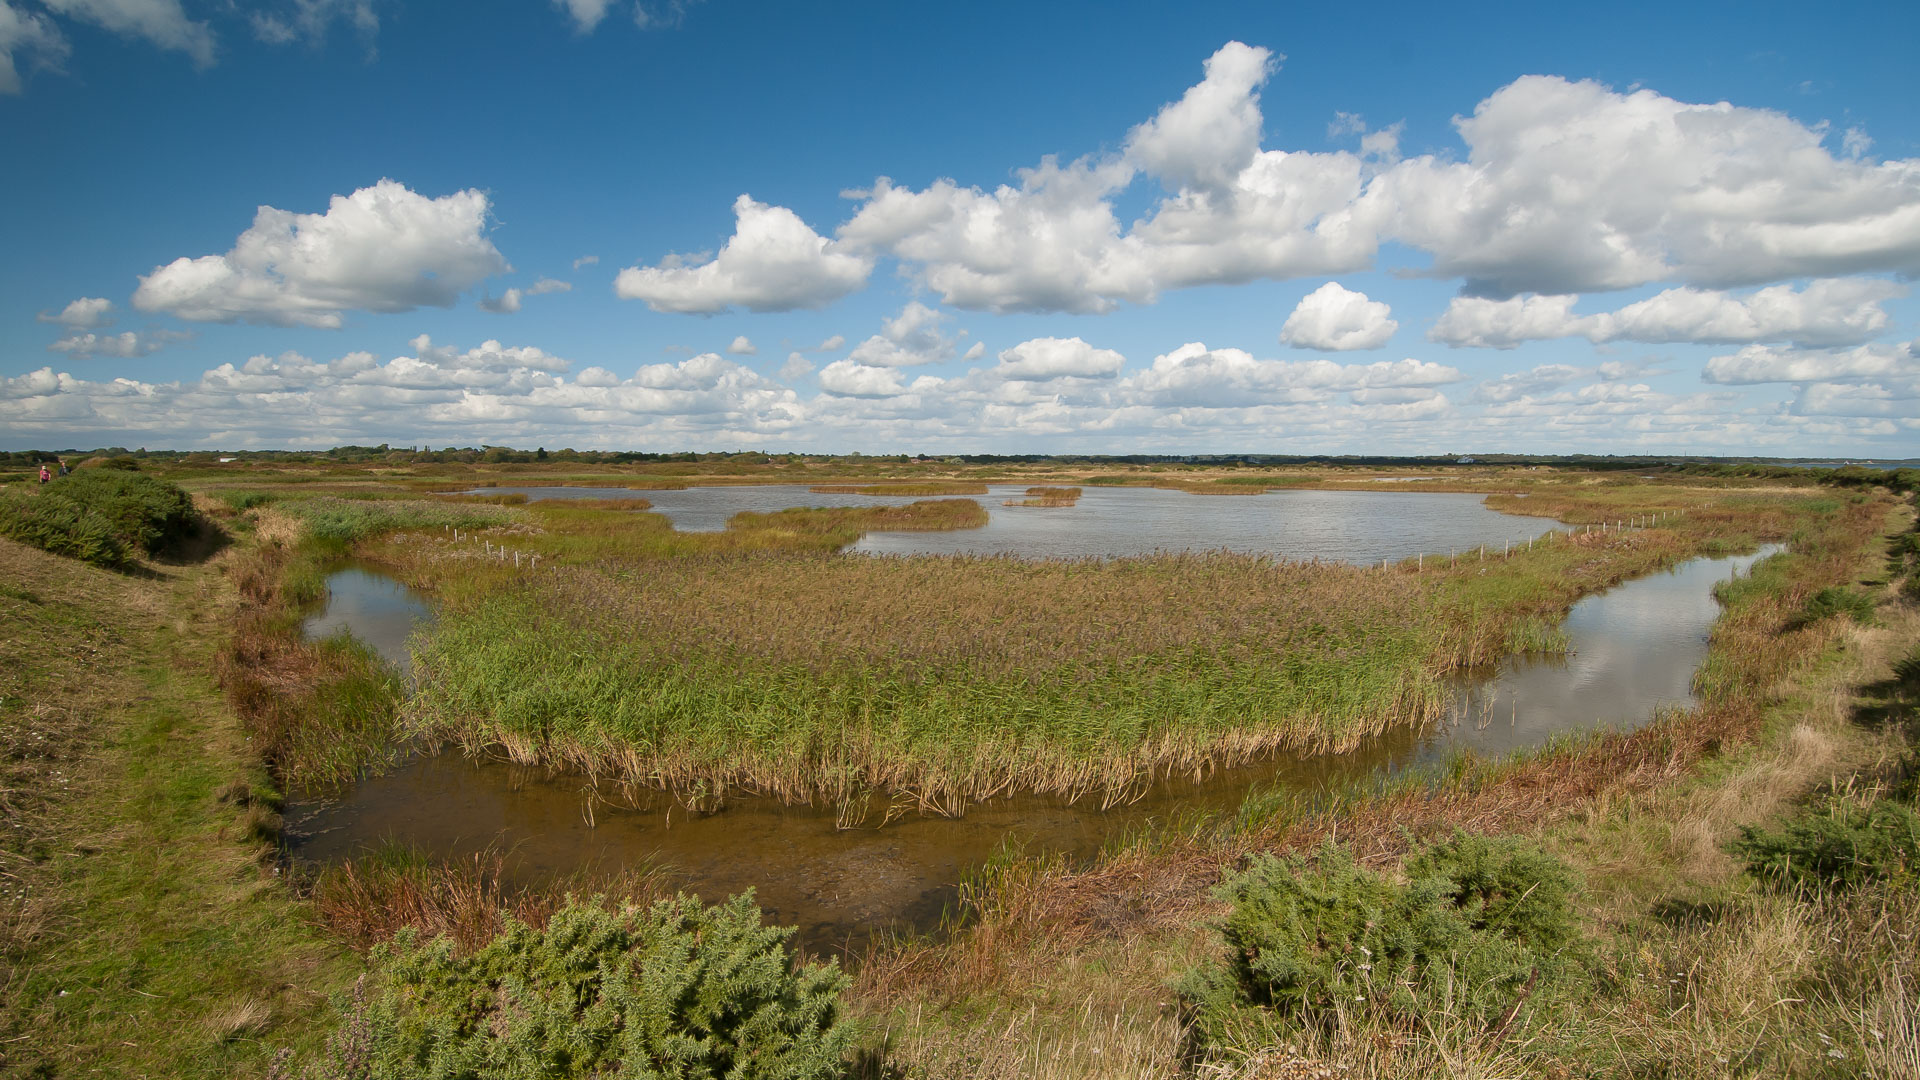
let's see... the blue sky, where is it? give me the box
[2,0,1917,455]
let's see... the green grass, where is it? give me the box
[274,495,516,554]
[0,538,356,1077]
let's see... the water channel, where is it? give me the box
[289,497,1776,956]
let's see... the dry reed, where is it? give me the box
[309,843,674,956]
[1006,486,1083,508]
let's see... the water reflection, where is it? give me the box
[298,563,432,678]
[479,485,1558,565]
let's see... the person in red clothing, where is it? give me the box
[38,463,50,484]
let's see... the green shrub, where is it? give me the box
[329,892,852,1079]
[0,470,195,567]
[1184,834,1583,1043]
[1731,798,1920,893]
[1800,585,1877,626]
[219,489,279,511]
[52,469,196,551]
[0,490,131,567]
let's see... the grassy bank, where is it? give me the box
[0,536,356,1078]
[390,484,1869,811]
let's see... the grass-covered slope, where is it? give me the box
[0,536,355,1077]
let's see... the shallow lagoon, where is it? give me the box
[474,484,1559,563]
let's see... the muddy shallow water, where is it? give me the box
[285,546,1775,956]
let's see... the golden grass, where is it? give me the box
[1006,486,1083,508]
[811,482,991,495]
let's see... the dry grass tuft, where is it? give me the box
[206,996,272,1042]
[310,844,673,956]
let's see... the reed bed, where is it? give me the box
[403,483,1812,811]
[276,495,515,551]
[810,482,990,495]
[527,496,653,511]
[409,550,1450,810]
[1006,486,1082,508]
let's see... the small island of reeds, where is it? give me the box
[1004,485,1082,507]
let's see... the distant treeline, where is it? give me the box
[5,446,1918,469]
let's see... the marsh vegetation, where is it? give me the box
[3,454,1915,1079]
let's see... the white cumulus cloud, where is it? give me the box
[132,179,509,328]
[46,329,186,360]
[816,358,943,398]
[1431,278,1905,349]
[727,335,757,356]
[720,43,1920,316]
[1279,282,1398,351]
[615,194,872,314]
[1123,40,1274,197]
[993,337,1125,381]
[38,296,114,329]
[1384,76,1920,296]
[1122,342,1462,408]
[1702,340,1918,385]
[845,302,958,367]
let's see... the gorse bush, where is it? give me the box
[1731,797,1920,893]
[1800,585,1877,626]
[321,893,852,1079]
[1184,834,1584,1044]
[0,470,196,567]
[218,489,279,511]
[0,489,129,566]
